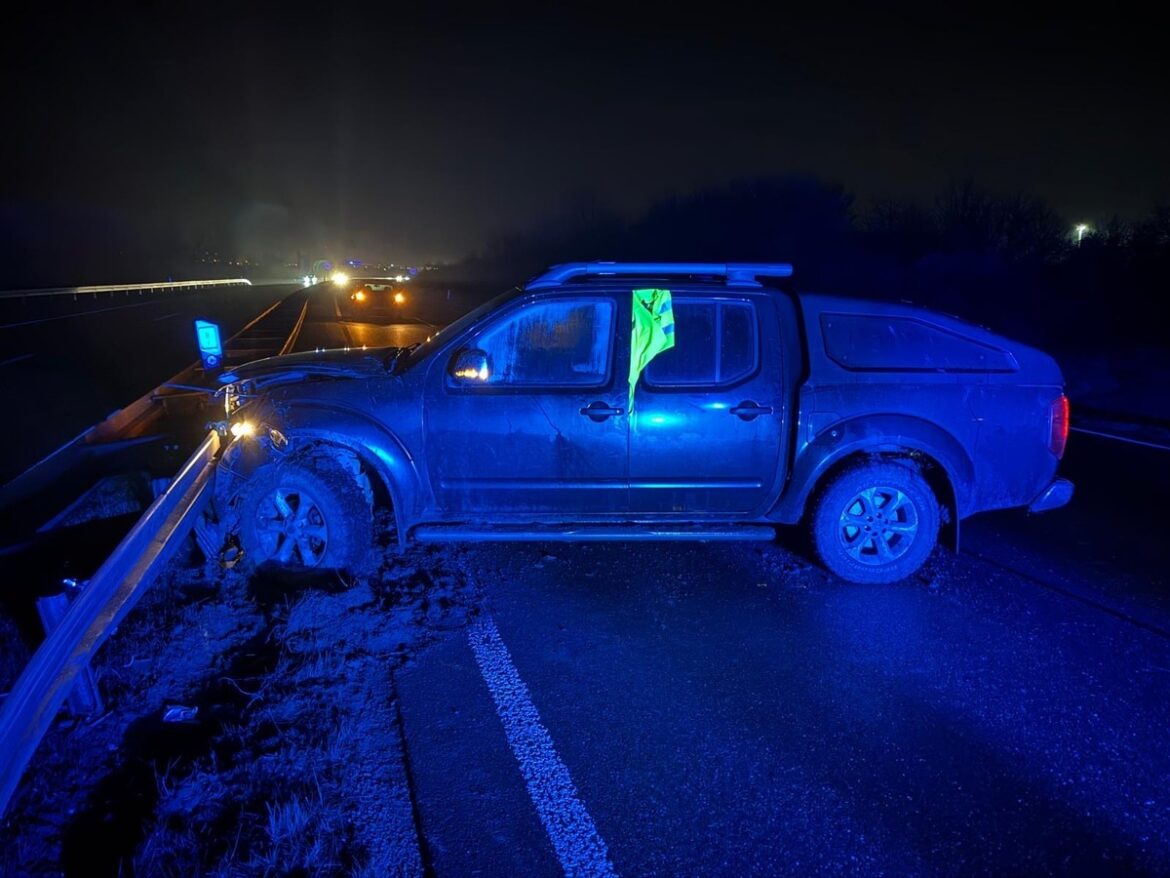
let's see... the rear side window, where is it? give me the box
[820,313,1017,372]
[645,300,758,387]
[466,297,615,387]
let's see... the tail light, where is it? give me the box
[1048,394,1070,459]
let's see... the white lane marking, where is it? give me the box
[0,353,34,367]
[151,311,180,322]
[0,299,159,329]
[467,613,616,878]
[1071,426,1170,452]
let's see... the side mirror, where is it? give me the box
[449,348,490,383]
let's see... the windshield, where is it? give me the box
[394,286,522,372]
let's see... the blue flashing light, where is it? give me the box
[195,319,223,371]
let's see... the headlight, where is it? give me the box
[331,271,350,285]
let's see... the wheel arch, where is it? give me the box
[770,414,973,548]
[219,405,423,546]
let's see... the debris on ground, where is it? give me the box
[0,533,479,877]
[161,705,198,724]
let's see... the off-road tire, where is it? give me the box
[237,456,373,571]
[812,460,939,584]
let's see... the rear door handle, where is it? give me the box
[729,401,773,421]
[580,401,625,422]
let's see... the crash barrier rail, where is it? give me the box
[0,430,221,817]
[0,288,306,527]
[0,278,253,299]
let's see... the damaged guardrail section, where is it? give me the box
[0,431,221,816]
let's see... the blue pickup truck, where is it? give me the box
[214,262,1072,584]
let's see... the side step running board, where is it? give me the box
[412,524,776,543]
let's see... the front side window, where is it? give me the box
[644,300,758,387]
[455,297,615,387]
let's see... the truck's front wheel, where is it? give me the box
[812,461,939,584]
[237,456,373,571]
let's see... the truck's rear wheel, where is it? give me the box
[237,456,373,571]
[812,461,939,584]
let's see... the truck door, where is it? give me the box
[424,293,630,515]
[628,294,785,515]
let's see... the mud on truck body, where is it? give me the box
[210,262,1072,584]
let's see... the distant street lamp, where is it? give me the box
[1075,223,1090,246]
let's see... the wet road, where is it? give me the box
[290,276,505,354]
[291,281,441,353]
[396,435,1170,876]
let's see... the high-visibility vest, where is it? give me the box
[629,288,675,412]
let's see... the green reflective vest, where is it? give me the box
[629,288,675,412]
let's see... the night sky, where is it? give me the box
[3,4,1167,276]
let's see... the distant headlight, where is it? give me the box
[331,271,350,285]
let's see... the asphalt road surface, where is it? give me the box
[292,280,446,353]
[396,432,1170,876]
[0,277,504,485]
[0,284,297,483]
[292,275,507,354]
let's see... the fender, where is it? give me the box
[222,403,426,545]
[769,413,976,525]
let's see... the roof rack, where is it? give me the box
[525,262,794,290]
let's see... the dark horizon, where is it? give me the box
[3,5,1168,282]
[5,9,1170,873]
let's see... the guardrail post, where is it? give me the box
[0,431,220,816]
[34,595,104,717]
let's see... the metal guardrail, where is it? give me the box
[0,278,253,299]
[0,287,307,530]
[0,430,221,816]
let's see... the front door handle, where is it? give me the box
[729,401,773,421]
[580,401,625,422]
